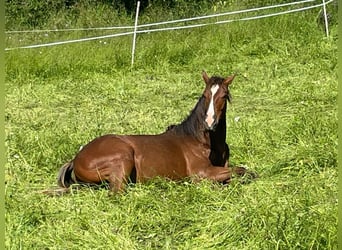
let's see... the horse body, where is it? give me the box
[57,71,247,193]
[72,133,210,188]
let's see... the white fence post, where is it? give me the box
[322,0,329,37]
[131,1,141,66]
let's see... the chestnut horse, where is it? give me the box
[57,71,248,193]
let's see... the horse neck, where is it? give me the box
[209,110,227,148]
[172,96,209,144]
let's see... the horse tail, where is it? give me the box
[57,161,77,188]
[40,161,76,196]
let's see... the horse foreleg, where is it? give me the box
[198,165,248,183]
[197,166,233,182]
[223,161,257,177]
[225,163,258,179]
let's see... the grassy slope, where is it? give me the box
[5,2,337,249]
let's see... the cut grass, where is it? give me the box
[5,2,337,249]
[5,172,337,249]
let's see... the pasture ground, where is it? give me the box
[5,1,337,249]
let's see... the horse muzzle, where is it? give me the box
[204,119,218,131]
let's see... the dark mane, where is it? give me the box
[167,95,207,140]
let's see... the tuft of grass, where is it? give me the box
[5,1,337,249]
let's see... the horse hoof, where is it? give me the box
[233,165,258,183]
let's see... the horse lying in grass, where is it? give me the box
[55,71,254,194]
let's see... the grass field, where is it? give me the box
[5,1,338,249]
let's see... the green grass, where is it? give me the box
[5,2,337,249]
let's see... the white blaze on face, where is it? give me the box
[205,84,219,128]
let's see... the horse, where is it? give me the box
[56,71,249,193]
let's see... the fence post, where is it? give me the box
[321,0,329,37]
[131,1,141,67]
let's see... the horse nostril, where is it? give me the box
[210,120,218,131]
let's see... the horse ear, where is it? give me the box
[202,70,210,85]
[223,74,236,87]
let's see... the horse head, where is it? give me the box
[202,71,235,131]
